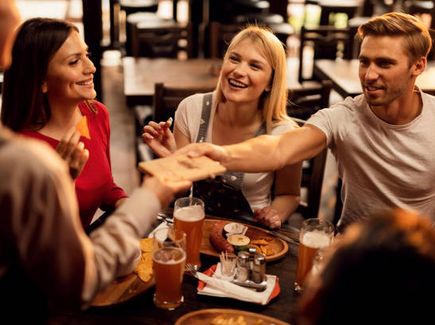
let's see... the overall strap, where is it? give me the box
[195,93,213,143]
[195,93,244,189]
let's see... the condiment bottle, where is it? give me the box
[236,251,250,282]
[252,253,266,284]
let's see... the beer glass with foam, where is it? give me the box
[294,218,334,292]
[152,227,186,310]
[173,197,205,269]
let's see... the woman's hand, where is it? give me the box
[142,119,176,158]
[142,176,191,208]
[254,206,283,229]
[56,127,89,180]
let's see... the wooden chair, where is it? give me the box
[298,25,352,83]
[209,22,244,59]
[152,82,215,122]
[129,20,191,58]
[287,118,328,223]
[287,80,333,120]
[208,21,293,59]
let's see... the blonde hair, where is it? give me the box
[215,25,293,133]
[357,12,432,64]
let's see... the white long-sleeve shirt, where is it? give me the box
[0,127,160,320]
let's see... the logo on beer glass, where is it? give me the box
[174,197,205,270]
[294,218,334,292]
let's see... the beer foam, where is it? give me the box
[153,247,186,264]
[174,205,204,222]
[301,231,331,249]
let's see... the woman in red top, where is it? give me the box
[1,18,127,228]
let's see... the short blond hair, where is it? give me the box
[357,12,432,63]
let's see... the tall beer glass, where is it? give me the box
[173,197,205,269]
[294,218,334,292]
[152,227,186,310]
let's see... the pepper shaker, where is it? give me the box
[251,253,266,284]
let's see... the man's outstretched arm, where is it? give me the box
[178,124,327,173]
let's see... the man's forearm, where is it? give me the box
[222,126,326,173]
[223,134,287,172]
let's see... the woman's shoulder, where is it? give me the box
[271,118,298,135]
[178,91,215,114]
[180,92,214,106]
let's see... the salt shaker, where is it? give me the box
[236,251,250,282]
[251,253,266,284]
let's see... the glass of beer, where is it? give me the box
[152,227,186,310]
[294,218,334,292]
[173,197,205,270]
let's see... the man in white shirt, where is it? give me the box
[178,12,435,231]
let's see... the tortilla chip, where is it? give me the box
[135,251,153,282]
[251,239,269,246]
[76,115,91,139]
[134,238,154,283]
[140,238,153,253]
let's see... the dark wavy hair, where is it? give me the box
[1,17,78,131]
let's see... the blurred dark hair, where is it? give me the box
[298,208,435,325]
[1,17,78,131]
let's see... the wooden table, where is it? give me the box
[123,57,303,106]
[48,217,302,324]
[314,59,435,98]
[123,57,221,106]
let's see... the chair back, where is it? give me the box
[292,118,328,220]
[208,21,293,59]
[287,80,332,120]
[130,20,191,58]
[298,25,352,83]
[153,82,215,123]
[209,22,243,59]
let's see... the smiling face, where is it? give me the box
[358,35,421,108]
[43,30,96,105]
[219,38,273,106]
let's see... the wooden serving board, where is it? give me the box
[90,273,154,307]
[200,219,289,262]
[175,308,290,325]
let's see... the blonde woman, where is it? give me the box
[143,26,301,229]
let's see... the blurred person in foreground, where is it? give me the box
[143,25,302,229]
[298,208,435,325]
[1,17,127,229]
[0,1,191,322]
[177,12,435,232]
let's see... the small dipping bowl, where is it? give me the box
[224,222,247,238]
[227,234,250,253]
